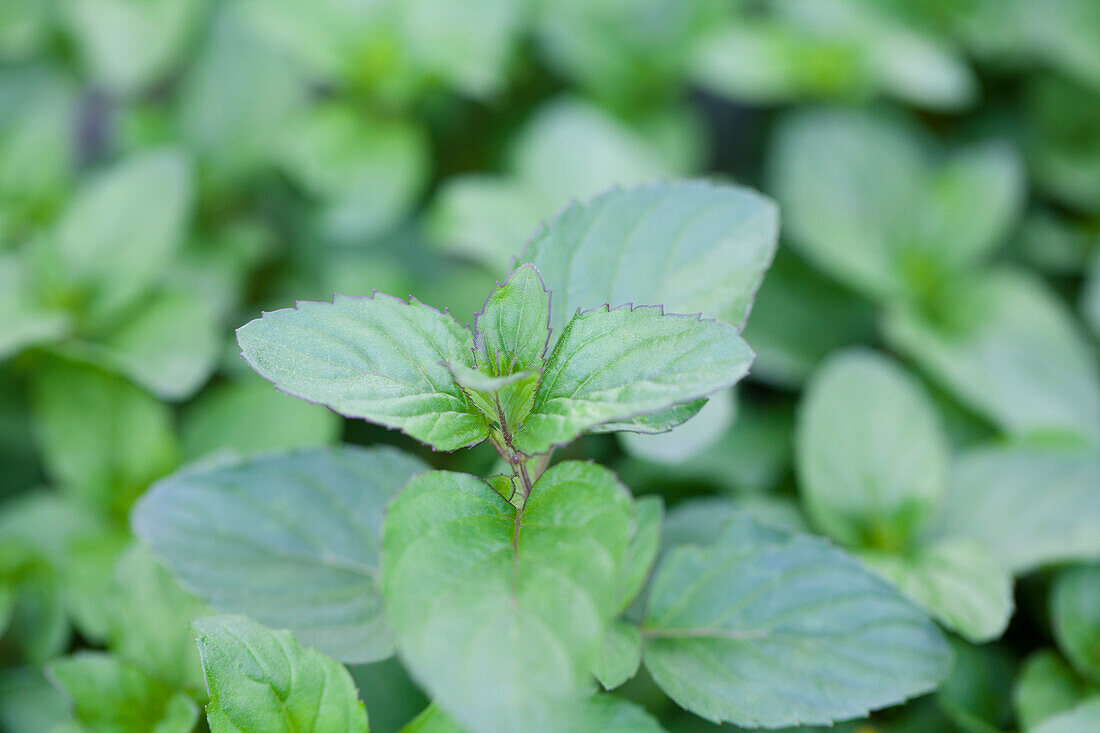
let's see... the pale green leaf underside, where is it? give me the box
[861,538,1014,643]
[237,293,486,451]
[475,263,550,375]
[593,621,642,691]
[383,462,635,733]
[194,614,368,733]
[401,695,668,733]
[514,305,753,454]
[937,446,1100,574]
[523,180,778,334]
[797,349,948,550]
[642,516,952,728]
[133,445,428,663]
[1033,698,1100,733]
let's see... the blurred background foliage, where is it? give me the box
[0,0,1099,731]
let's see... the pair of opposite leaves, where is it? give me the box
[236,263,754,456]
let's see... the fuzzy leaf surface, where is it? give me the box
[133,445,428,663]
[642,516,952,728]
[194,614,368,733]
[514,305,752,454]
[523,181,778,334]
[474,263,550,375]
[237,294,486,451]
[383,462,635,733]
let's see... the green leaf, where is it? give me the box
[523,180,778,333]
[514,305,753,454]
[446,363,539,447]
[180,378,341,462]
[885,270,1100,446]
[740,249,876,389]
[768,108,927,302]
[237,293,487,452]
[193,614,368,733]
[0,253,69,361]
[0,667,72,733]
[400,695,667,733]
[1053,566,1100,683]
[62,0,203,95]
[641,515,952,728]
[46,149,193,324]
[616,495,663,613]
[936,638,1015,733]
[937,446,1100,574]
[92,288,219,401]
[592,621,642,690]
[1015,650,1095,730]
[108,543,206,691]
[133,445,428,664]
[796,349,948,550]
[1033,698,1100,733]
[31,357,177,519]
[47,652,198,733]
[474,264,551,376]
[382,461,635,733]
[769,109,1023,304]
[278,102,429,242]
[619,390,734,464]
[862,538,1014,643]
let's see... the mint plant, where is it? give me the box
[131,181,953,733]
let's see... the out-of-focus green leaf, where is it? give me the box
[1053,566,1100,683]
[237,293,487,451]
[797,349,948,550]
[383,463,635,733]
[62,0,203,95]
[742,250,875,389]
[770,108,1023,304]
[46,652,198,733]
[514,305,753,454]
[180,379,341,462]
[862,538,1013,643]
[0,67,75,238]
[108,543,206,692]
[194,614,369,733]
[279,103,429,243]
[1026,76,1100,214]
[0,253,69,361]
[0,667,71,733]
[401,695,668,733]
[642,515,951,728]
[133,445,428,664]
[937,446,1100,574]
[690,0,977,110]
[178,6,308,185]
[1083,246,1100,339]
[1015,650,1096,731]
[885,270,1100,446]
[936,639,1015,733]
[93,288,219,401]
[42,149,193,326]
[593,621,643,690]
[31,358,177,518]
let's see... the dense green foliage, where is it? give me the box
[2,1,1100,732]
